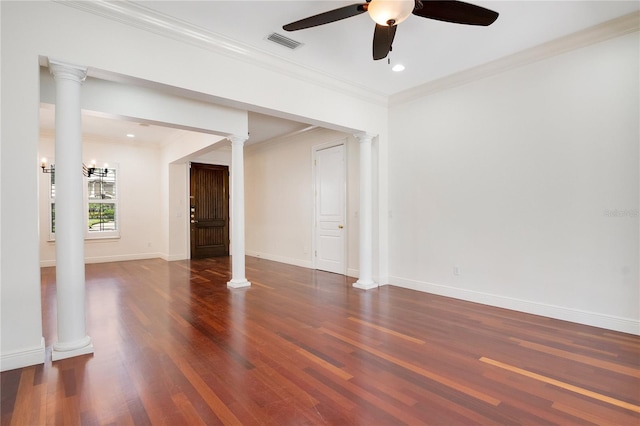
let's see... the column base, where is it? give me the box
[353,280,378,290]
[52,336,94,361]
[227,279,251,289]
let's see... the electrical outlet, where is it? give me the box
[453,266,461,276]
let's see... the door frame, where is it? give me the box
[312,139,348,274]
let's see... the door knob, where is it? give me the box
[191,220,198,224]
[338,225,344,229]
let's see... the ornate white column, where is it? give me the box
[354,132,378,290]
[49,60,94,361]
[227,135,251,288]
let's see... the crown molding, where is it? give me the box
[55,0,388,107]
[390,11,640,107]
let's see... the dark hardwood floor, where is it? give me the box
[2,257,639,425]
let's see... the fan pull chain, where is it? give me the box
[387,20,394,64]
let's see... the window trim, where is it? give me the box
[47,161,120,240]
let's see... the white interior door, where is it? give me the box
[315,144,346,274]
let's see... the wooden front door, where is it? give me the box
[190,163,229,258]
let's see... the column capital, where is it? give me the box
[228,134,248,146]
[354,132,377,143]
[48,59,88,83]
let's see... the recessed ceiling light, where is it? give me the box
[126,133,135,138]
[392,64,405,72]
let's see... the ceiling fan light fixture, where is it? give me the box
[367,0,414,26]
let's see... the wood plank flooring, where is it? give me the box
[2,257,639,425]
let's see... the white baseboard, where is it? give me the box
[246,251,313,269]
[346,268,359,278]
[41,253,162,267]
[1,337,46,372]
[85,253,162,264]
[389,276,640,336]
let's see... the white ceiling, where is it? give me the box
[132,0,639,95]
[43,1,639,148]
[40,106,197,146]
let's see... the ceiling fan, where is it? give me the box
[283,0,499,61]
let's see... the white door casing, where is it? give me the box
[314,143,346,274]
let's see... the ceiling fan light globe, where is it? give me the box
[367,0,414,26]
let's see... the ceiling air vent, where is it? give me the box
[266,32,303,50]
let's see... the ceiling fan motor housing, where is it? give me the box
[367,0,415,26]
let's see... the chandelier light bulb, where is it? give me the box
[368,0,414,26]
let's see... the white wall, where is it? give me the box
[38,134,163,266]
[388,32,639,334]
[1,1,387,370]
[164,163,189,261]
[245,128,360,275]
[1,5,46,371]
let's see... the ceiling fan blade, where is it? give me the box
[413,0,499,26]
[283,3,368,31]
[373,24,397,61]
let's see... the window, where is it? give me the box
[87,167,117,234]
[48,162,119,239]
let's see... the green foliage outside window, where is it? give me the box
[51,203,55,233]
[88,203,116,231]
